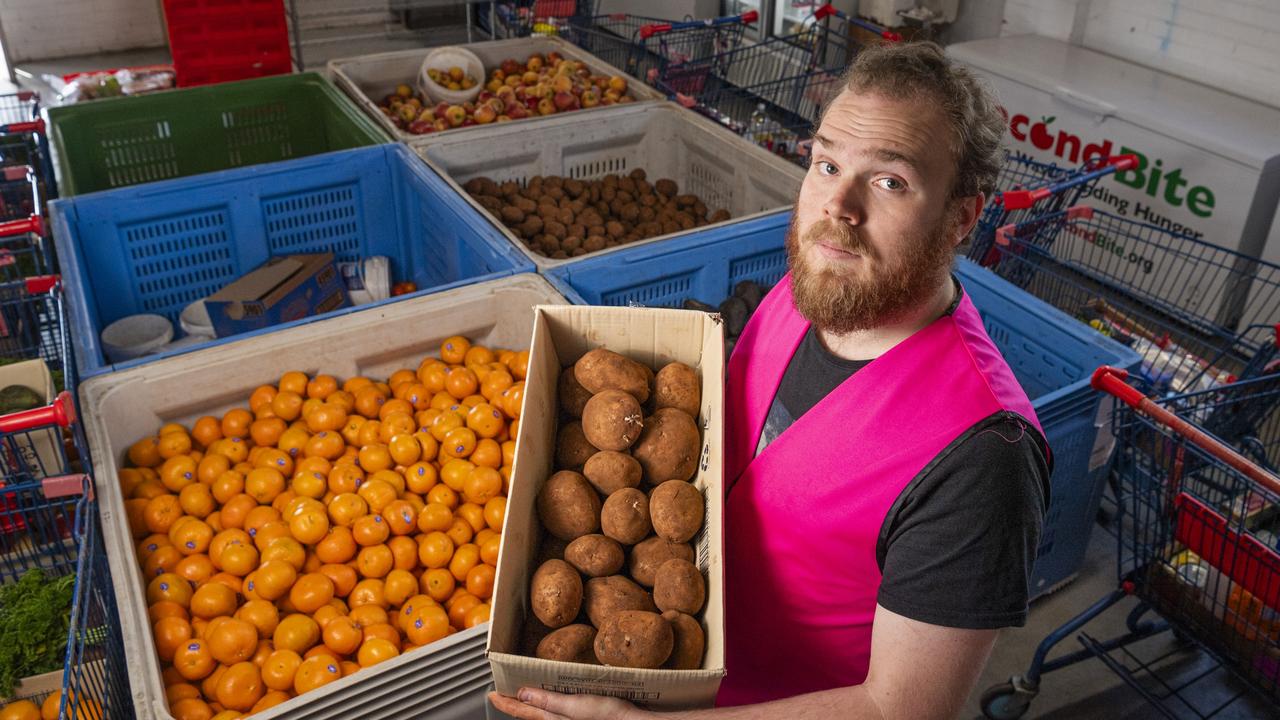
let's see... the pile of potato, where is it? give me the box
[463,170,732,260]
[526,349,707,669]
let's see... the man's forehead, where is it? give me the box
[816,90,949,159]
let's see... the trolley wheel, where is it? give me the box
[980,681,1035,720]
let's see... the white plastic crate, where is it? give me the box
[327,35,666,144]
[79,274,567,720]
[412,102,806,271]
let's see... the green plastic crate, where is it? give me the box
[48,72,390,196]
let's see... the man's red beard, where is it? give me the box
[785,210,957,334]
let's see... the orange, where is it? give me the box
[206,572,243,595]
[362,622,400,647]
[480,371,514,403]
[252,522,291,553]
[421,568,455,603]
[368,469,405,496]
[386,433,421,467]
[466,563,496,600]
[244,506,280,536]
[321,615,362,655]
[172,518,213,556]
[445,517,474,548]
[149,600,189,624]
[387,536,418,572]
[447,593,480,630]
[355,419,383,448]
[292,656,342,695]
[429,411,464,443]
[128,437,164,468]
[440,336,470,365]
[236,600,279,639]
[312,603,344,630]
[404,462,438,495]
[388,368,418,390]
[326,493,367,528]
[253,560,297,601]
[348,605,389,629]
[250,690,291,714]
[289,573,335,614]
[339,416,366,446]
[455,503,486,535]
[200,664,225,701]
[217,543,258,578]
[381,500,417,536]
[173,638,215,680]
[251,638,274,667]
[221,409,253,439]
[189,583,237,620]
[260,649,301,692]
[249,384,278,412]
[306,374,338,400]
[157,431,194,460]
[404,604,450,647]
[427,485,460,513]
[348,579,387,610]
[449,543,480,583]
[209,712,243,720]
[417,532,454,570]
[214,662,264,712]
[291,468,328,499]
[440,427,477,461]
[465,403,505,439]
[277,427,311,459]
[356,444,392,474]
[356,544,393,579]
[315,526,357,564]
[438,459,473,492]
[463,602,491,629]
[351,514,390,547]
[245,467,285,505]
[280,370,309,395]
[159,456,197,493]
[463,345,494,367]
[153,616,193,662]
[484,497,507,531]
[195,453,231,485]
[319,564,358,598]
[189,415,223,449]
[304,431,345,461]
[144,545,182,578]
[399,383,430,411]
[378,401,415,425]
[208,618,258,665]
[255,448,295,478]
[148,572,194,607]
[289,507,329,545]
[273,614,320,654]
[508,350,529,380]
[353,387,387,419]
[168,697,213,720]
[132,479,168,501]
[179,483,216,519]
[463,467,502,505]
[469,438,502,470]
[327,390,355,414]
[479,534,501,566]
[270,391,304,423]
[474,528,496,548]
[356,638,399,668]
[249,417,286,448]
[444,367,478,401]
[397,594,433,632]
[416,503,453,534]
[166,682,201,705]
[383,569,417,607]
[217,495,256,531]
[327,464,365,496]
[176,554,215,585]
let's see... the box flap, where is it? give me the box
[208,256,307,304]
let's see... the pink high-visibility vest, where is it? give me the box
[717,275,1042,706]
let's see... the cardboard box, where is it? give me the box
[488,305,726,709]
[0,359,60,477]
[205,253,349,338]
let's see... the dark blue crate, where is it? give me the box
[50,143,534,379]
[547,220,1141,598]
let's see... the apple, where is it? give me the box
[492,69,506,81]
[474,104,497,124]
[552,74,573,94]
[496,85,516,102]
[487,97,505,114]
[547,51,563,64]
[496,115,512,123]
[485,79,503,93]
[527,54,545,72]
[553,91,577,112]
[607,76,627,94]
[445,105,467,127]
[521,71,539,85]
[434,117,450,131]
[604,88,621,102]
[537,97,556,115]
[434,102,450,117]
[507,103,529,119]
[463,101,476,114]
[601,97,616,106]
[408,119,432,134]
[417,107,435,122]
[448,66,464,82]
[395,83,413,98]
[501,58,523,76]
[398,104,418,123]
[524,96,539,111]
[462,118,477,127]
[505,75,522,88]
[571,85,583,97]
[581,90,599,108]
[406,97,422,109]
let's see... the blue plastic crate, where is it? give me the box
[547,221,1142,598]
[51,143,535,379]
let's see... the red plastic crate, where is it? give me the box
[162,0,292,87]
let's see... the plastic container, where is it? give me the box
[46,72,389,196]
[327,35,666,143]
[546,225,1143,598]
[78,273,567,720]
[50,143,534,380]
[413,101,805,271]
[162,0,292,87]
[419,46,485,105]
[99,314,174,362]
[178,300,214,338]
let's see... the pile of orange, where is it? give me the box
[119,337,525,720]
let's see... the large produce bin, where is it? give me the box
[47,72,389,196]
[51,142,533,380]
[78,273,568,720]
[328,35,666,144]
[546,225,1143,598]
[412,101,805,272]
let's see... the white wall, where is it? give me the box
[1003,0,1280,109]
[0,0,166,62]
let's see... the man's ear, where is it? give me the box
[949,193,985,247]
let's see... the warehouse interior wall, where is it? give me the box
[1004,0,1280,109]
[0,0,166,63]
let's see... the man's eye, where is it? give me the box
[816,161,838,176]
[875,177,905,191]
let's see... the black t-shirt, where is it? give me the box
[755,321,1051,629]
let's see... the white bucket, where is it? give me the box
[179,300,215,338]
[418,47,485,106]
[101,314,174,363]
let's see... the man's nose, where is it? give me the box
[822,180,864,225]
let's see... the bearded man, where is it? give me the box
[491,41,1052,720]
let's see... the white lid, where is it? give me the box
[948,35,1280,168]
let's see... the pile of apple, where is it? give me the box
[377,51,637,135]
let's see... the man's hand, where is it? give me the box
[488,689,654,720]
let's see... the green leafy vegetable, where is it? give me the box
[0,568,75,696]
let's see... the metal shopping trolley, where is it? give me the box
[982,367,1280,719]
[631,10,758,86]
[986,207,1280,394]
[965,153,1138,266]
[0,276,132,718]
[0,92,57,201]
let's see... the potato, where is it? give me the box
[631,408,700,485]
[600,488,652,545]
[653,362,700,419]
[628,536,695,588]
[662,611,705,670]
[583,575,655,627]
[555,422,596,469]
[530,559,583,629]
[581,390,644,452]
[582,450,642,495]
[520,614,554,657]
[649,480,704,543]
[574,349,651,403]
[594,611,673,669]
[536,624,598,664]
[653,559,705,615]
[558,367,593,420]
[536,471,601,541]
[564,534,625,577]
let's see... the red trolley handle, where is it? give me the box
[639,10,759,39]
[813,3,903,41]
[0,214,44,238]
[1091,366,1280,497]
[999,154,1138,210]
[24,274,60,294]
[2,165,34,182]
[0,117,45,135]
[0,391,77,432]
